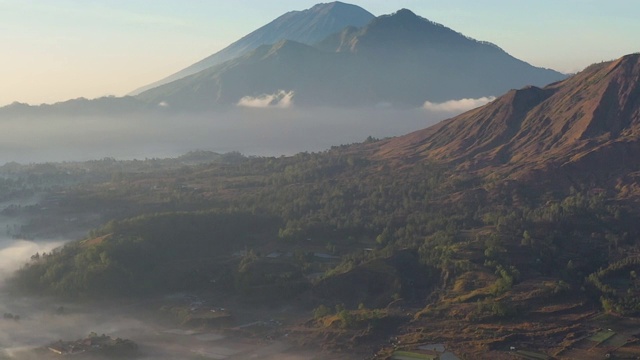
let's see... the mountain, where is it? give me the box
[317,8,566,105]
[129,2,374,95]
[375,53,640,185]
[0,96,148,117]
[136,9,565,110]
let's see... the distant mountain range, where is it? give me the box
[2,2,566,114]
[374,53,640,187]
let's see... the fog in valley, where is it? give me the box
[0,103,484,164]
[0,194,334,359]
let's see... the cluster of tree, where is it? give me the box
[313,303,393,330]
[234,250,310,303]
[2,312,20,321]
[7,143,640,318]
[9,211,280,298]
[467,298,520,321]
[587,257,640,315]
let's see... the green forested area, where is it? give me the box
[10,212,280,298]
[7,149,640,314]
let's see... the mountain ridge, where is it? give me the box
[374,53,640,185]
[136,8,565,110]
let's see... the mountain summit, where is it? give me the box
[129,2,374,95]
[318,8,564,104]
[321,8,480,52]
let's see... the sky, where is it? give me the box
[0,0,638,107]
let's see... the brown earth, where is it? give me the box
[373,53,640,191]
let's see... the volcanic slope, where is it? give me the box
[375,53,640,185]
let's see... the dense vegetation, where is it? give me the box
[6,147,640,316]
[10,211,279,298]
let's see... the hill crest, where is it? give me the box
[374,53,640,182]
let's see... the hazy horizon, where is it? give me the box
[0,105,472,165]
[1,0,638,107]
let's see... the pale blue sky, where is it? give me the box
[1,0,638,106]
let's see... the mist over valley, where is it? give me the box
[0,106,470,164]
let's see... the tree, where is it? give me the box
[521,230,532,247]
[313,305,331,319]
[376,228,391,246]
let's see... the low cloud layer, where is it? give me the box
[0,106,463,164]
[423,96,496,112]
[237,90,294,108]
[0,239,65,284]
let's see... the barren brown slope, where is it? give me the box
[375,53,640,181]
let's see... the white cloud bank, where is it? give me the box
[0,239,66,283]
[237,90,294,108]
[423,96,496,112]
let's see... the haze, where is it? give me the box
[0,106,470,164]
